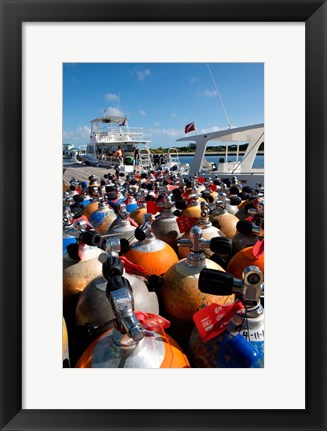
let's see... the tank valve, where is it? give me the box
[106,276,145,344]
[199,265,264,313]
[177,225,211,268]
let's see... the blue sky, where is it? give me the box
[63,63,264,149]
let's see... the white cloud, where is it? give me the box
[63,125,91,142]
[154,122,160,127]
[139,110,147,116]
[105,93,119,102]
[170,113,178,118]
[135,68,151,81]
[197,89,218,97]
[144,127,182,139]
[104,107,124,117]
[190,76,199,84]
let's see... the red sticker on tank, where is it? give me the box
[176,216,198,233]
[253,238,264,259]
[127,217,139,227]
[78,243,85,260]
[135,311,170,331]
[193,302,244,342]
[146,201,159,215]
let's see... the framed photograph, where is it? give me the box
[1,0,326,430]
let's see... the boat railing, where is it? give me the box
[168,148,181,164]
[91,127,143,136]
[138,149,153,170]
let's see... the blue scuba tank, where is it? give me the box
[188,265,264,368]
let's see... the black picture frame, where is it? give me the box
[1,1,326,430]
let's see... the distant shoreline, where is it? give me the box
[164,151,264,156]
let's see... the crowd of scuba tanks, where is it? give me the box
[63,168,264,369]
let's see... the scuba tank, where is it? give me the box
[83,186,101,220]
[228,198,264,276]
[63,228,105,300]
[178,201,225,259]
[122,214,179,276]
[151,194,181,250]
[88,200,116,235]
[63,220,104,269]
[226,244,264,279]
[232,220,260,255]
[75,248,159,331]
[160,226,234,324]
[209,194,239,239]
[63,205,78,255]
[62,317,70,367]
[188,266,264,368]
[106,203,137,242]
[76,275,190,368]
[130,189,151,225]
[226,194,242,216]
[181,186,202,219]
[125,190,139,213]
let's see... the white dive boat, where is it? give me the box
[80,115,153,173]
[176,123,264,187]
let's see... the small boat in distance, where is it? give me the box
[176,123,264,187]
[80,115,152,173]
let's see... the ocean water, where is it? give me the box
[179,154,264,169]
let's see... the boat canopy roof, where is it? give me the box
[91,115,125,124]
[176,123,264,144]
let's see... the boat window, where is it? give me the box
[122,145,134,152]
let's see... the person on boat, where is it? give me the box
[134,147,140,173]
[114,146,123,164]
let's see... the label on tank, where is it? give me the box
[233,328,264,342]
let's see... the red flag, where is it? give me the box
[184,121,196,134]
[119,117,127,126]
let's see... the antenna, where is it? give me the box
[206,64,231,129]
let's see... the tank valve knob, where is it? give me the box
[199,265,264,308]
[102,256,124,280]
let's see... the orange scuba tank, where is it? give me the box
[226,244,264,279]
[76,275,190,368]
[122,214,178,276]
[130,190,154,225]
